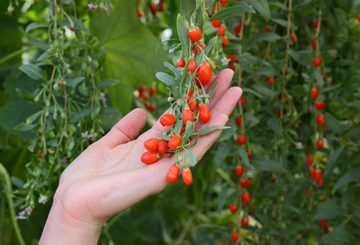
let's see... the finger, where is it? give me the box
[205,69,234,109]
[191,87,242,161]
[98,108,148,148]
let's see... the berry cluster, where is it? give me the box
[137,0,165,19]
[137,86,156,113]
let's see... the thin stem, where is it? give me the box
[0,163,25,245]
[0,47,31,66]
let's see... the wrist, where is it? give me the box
[40,198,102,245]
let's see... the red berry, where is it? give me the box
[241,217,249,227]
[218,25,226,36]
[182,108,194,124]
[267,77,274,84]
[233,24,241,36]
[182,168,193,185]
[144,138,160,151]
[193,43,205,57]
[317,114,326,127]
[235,165,244,176]
[220,0,227,5]
[312,38,317,49]
[313,20,319,30]
[222,36,229,46]
[229,204,238,214]
[311,87,319,99]
[150,2,157,15]
[320,219,329,232]
[240,179,251,188]
[198,103,211,123]
[316,177,324,186]
[313,56,322,68]
[157,140,168,154]
[231,232,239,242]
[187,90,197,111]
[264,26,270,32]
[241,192,251,204]
[314,169,322,181]
[188,59,196,72]
[212,19,221,28]
[138,86,145,95]
[168,135,181,150]
[145,103,156,112]
[358,13,360,23]
[240,97,245,106]
[167,164,180,183]
[141,151,160,165]
[237,134,246,145]
[149,87,156,96]
[188,27,202,42]
[247,151,253,158]
[235,116,242,127]
[315,101,325,110]
[316,140,324,149]
[160,114,176,126]
[137,9,144,18]
[229,64,235,71]
[290,32,297,43]
[310,167,316,178]
[176,59,186,68]
[307,156,314,165]
[158,3,165,12]
[196,62,212,85]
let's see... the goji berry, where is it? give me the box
[182,107,194,124]
[212,19,221,28]
[317,114,326,126]
[188,59,196,73]
[315,101,325,110]
[241,217,249,227]
[144,138,160,152]
[312,38,317,49]
[229,204,238,214]
[176,59,186,68]
[222,36,229,46]
[198,103,211,123]
[141,151,160,165]
[267,77,274,84]
[316,140,324,149]
[167,164,180,183]
[313,19,319,30]
[264,26,270,32]
[290,32,297,43]
[196,62,212,85]
[232,232,239,242]
[311,87,319,99]
[160,114,176,126]
[237,134,246,145]
[187,90,197,111]
[188,27,202,42]
[168,135,181,150]
[235,165,244,176]
[182,168,193,185]
[218,25,225,36]
[307,156,314,165]
[150,2,157,15]
[313,56,322,68]
[157,140,169,154]
[242,192,251,204]
[235,116,242,127]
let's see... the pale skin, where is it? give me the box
[39,69,242,244]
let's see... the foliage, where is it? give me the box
[0,0,359,244]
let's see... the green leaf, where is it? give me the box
[252,156,286,173]
[271,18,288,27]
[164,62,181,82]
[185,149,197,166]
[271,2,288,11]
[333,167,360,193]
[70,107,97,123]
[248,0,270,20]
[250,32,281,43]
[313,70,324,87]
[14,122,36,131]
[314,199,344,220]
[19,64,43,81]
[97,79,119,89]
[287,50,312,66]
[66,77,84,87]
[26,110,42,124]
[70,17,90,34]
[184,121,195,139]
[238,147,250,167]
[204,36,217,55]
[206,82,218,98]
[321,223,357,245]
[325,147,345,175]
[212,4,255,20]
[11,176,25,189]
[198,126,229,136]
[214,141,231,167]
[177,14,190,58]
[242,88,264,100]
[25,22,47,33]
[156,72,177,86]
[180,0,196,21]
[267,118,281,135]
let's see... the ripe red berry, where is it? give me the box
[264,26,270,32]
[241,192,251,204]
[235,116,242,127]
[218,25,226,36]
[157,140,168,154]
[182,168,193,185]
[176,59,186,68]
[315,101,325,110]
[313,56,322,68]
[160,114,176,126]
[188,27,202,42]
[145,103,156,112]
[312,38,317,49]
[222,36,229,46]
[198,103,211,123]
[314,169,322,180]
[229,204,238,214]
[168,135,181,150]
[188,59,196,72]
[320,219,329,232]
[187,90,197,111]
[167,164,180,183]
[149,87,156,96]
[307,156,314,165]
[137,9,144,18]
[150,2,157,15]
[233,24,241,36]
[193,43,205,57]
[158,3,165,12]
[311,87,319,99]
[212,19,221,28]
[240,97,245,105]
[237,134,246,145]
[358,13,360,23]
[141,151,160,165]
[317,114,326,127]
[316,177,324,186]
[138,86,145,95]
[229,64,235,71]
[240,179,251,188]
[144,138,160,151]
[310,167,316,178]
[313,20,319,30]
[316,140,324,149]
[290,32,297,43]
[232,232,239,242]
[267,77,274,84]
[241,217,249,227]
[196,62,212,85]
[182,108,194,124]
[220,0,227,5]
[235,165,244,176]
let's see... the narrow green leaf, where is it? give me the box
[156,72,177,86]
[267,118,281,135]
[26,111,42,124]
[314,199,344,220]
[238,147,250,167]
[11,176,25,189]
[271,18,288,27]
[252,156,286,173]
[248,0,270,20]
[185,149,197,166]
[314,70,324,87]
[19,64,43,81]
[14,122,36,131]
[66,77,85,86]
[198,126,230,136]
[333,167,360,193]
[97,79,119,89]
[251,32,281,43]
[213,4,255,20]
[164,62,181,82]
[70,107,97,123]
[180,0,196,21]
[177,14,190,58]
[25,22,47,33]
[204,36,217,55]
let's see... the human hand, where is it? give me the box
[40,69,242,244]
